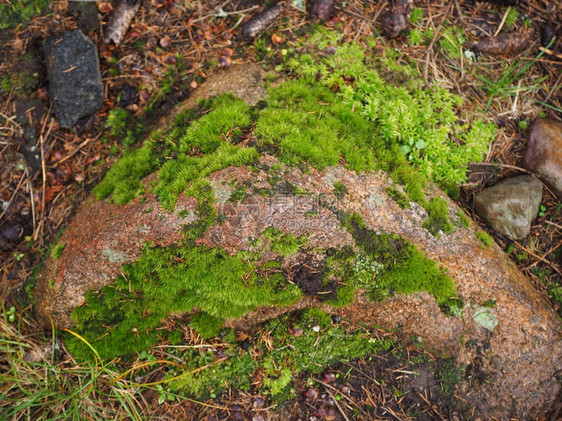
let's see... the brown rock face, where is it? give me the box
[35,157,562,419]
[523,119,562,198]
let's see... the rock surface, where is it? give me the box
[474,175,542,240]
[523,119,562,198]
[34,69,562,419]
[43,29,104,128]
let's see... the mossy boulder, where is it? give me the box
[34,66,561,419]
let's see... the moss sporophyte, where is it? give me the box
[65,32,494,399]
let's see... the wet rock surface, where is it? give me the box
[474,175,543,240]
[523,119,562,198]
[43,29,104,128]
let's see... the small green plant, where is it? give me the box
[105,108,130,137]
[0,0,50,32]
[436,359,465,396]
[538,205,546,218]
[476,230,493,247]
[51,243,66,260]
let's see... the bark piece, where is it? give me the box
[243,3,284,40]
[103,0,142,45]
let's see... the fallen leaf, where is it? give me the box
[271,33,285,45]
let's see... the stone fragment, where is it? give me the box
[43,29,104,128]
[474,175,542,240]
[523,119,562,198]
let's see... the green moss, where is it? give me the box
[262,227,308,256]
[476,230,494,247]
[456,210,471,228]
[168,310,392,401]
[93,95,258,210]
[190,312,223,339]
[333,214,458,309]
[333,181,348,200]
[286,30,495,191]
[51,243,65,260]
[423,196,453,237]
[386,186,410,208]
[0,0,50,33]
[436,358,465,396]
[66,241,302,360]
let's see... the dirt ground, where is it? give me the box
[0,0,561,419]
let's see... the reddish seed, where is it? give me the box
[221,48,234,57]
[290,327,303,337]
[322,372,336,383]
[322,394,335,407]
[304,387,318,400]
[340,386,351,396]
[325,408,337,421]
[163,53,177,65]
[313,408,325,419]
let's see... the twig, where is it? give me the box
[523,242,562,272]
[516,241,562,277]
[0,168,27,222]
[545,221,562,230]
[424,3,452,84]
[494,6,511,37]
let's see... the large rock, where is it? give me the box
[474,175,542,240]
[43,29,104,128]
[523,119,562,198]
[34,71,561,419]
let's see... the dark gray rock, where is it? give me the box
[474,175,542,240]
[523,119,562,198]
[43,29,104,128]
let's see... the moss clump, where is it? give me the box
[333,181,348,200]
[423,196,453,237]
[456,210,471,228]
[286,29,495,193]
[0,0,50,33]
[476,230,494,247]
[386,186,410,209]
[51,243,65,260]
[168,309,392,401]
[93,95,258,210]
[262,227,308,256]
[66,242,302,360]
[326,214,458,309]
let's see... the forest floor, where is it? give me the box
[0,0,561,419]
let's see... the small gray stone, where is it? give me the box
[43,29,104,128]
[523,119,562,198]
[474,175,542,240]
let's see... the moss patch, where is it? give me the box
[262,227,308,256]
[66,241,302,360]
[167,309,392,401]
[476,230,493,247]
[336,214,458,309]
[51,243,65,260]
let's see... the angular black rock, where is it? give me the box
[43,29,104,128]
